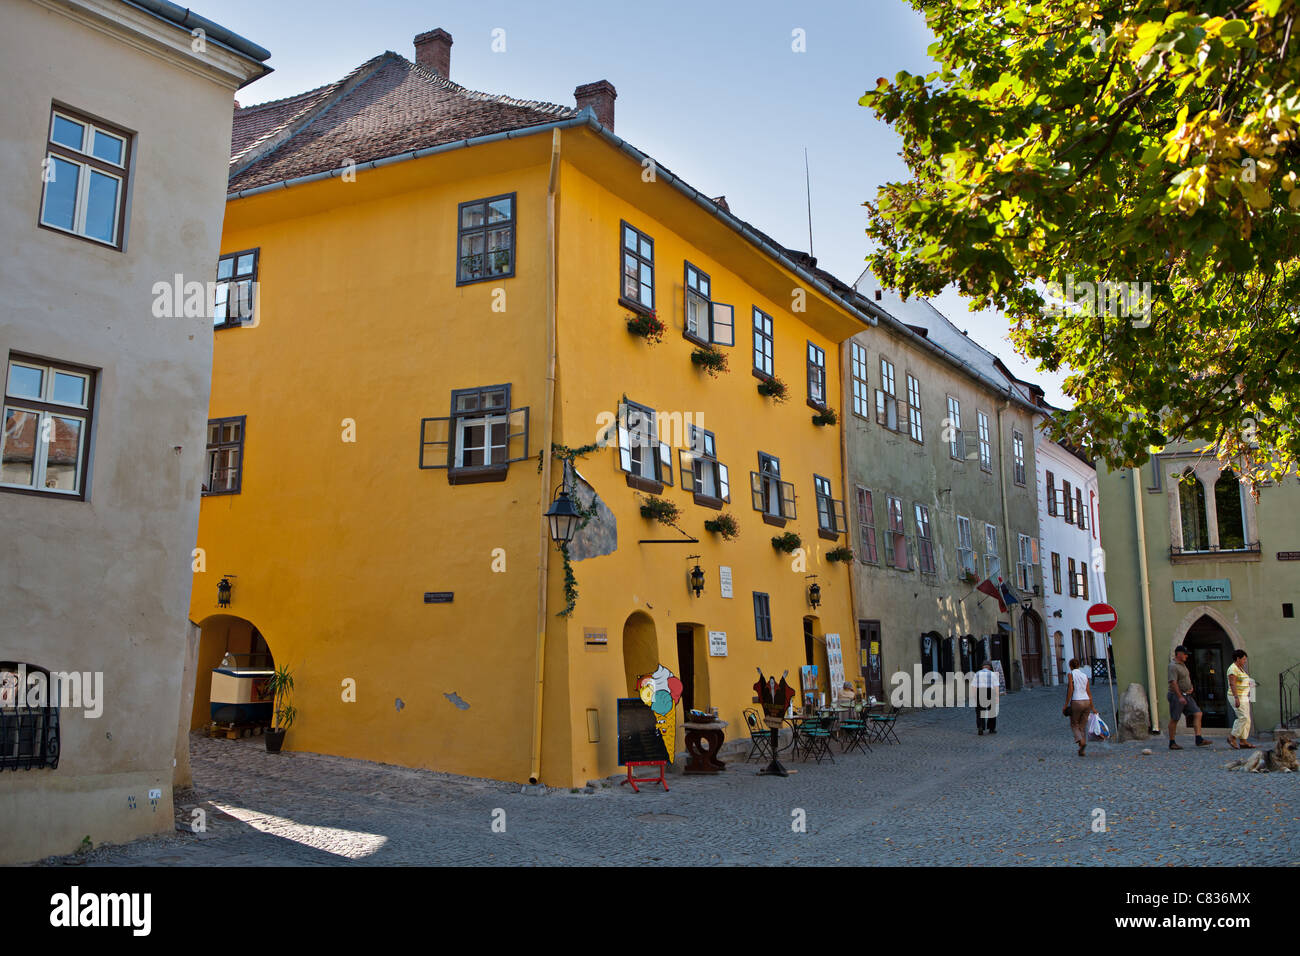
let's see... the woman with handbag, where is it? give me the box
[1063,658,1093,756]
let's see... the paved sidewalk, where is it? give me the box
[42,686,1299,866]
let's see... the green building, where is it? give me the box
[1098,443,1300,734]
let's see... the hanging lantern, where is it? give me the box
[689,561,705,597]
[545,487,581,546]
[807,575,821,610]
[217,576,233,608]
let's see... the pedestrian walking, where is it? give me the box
[1167,644,1211,750]
[1226,649,1255,750]
[1064,657,1093,756]
[973,662,998,735]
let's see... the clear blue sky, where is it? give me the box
[206,0,1070,406]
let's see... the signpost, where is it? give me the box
[1085,603,1119,741]
[1086,603,1118,633]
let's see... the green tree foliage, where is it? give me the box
[861,0,1300,481]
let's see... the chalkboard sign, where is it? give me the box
[616,698,668,765]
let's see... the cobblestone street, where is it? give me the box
[50,686,1300,866]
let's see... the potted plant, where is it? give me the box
[690,344,729,378]
[771,531,802,553]
[811,407,838,426]
[264,663,296,753]
[703,512,740,540]
[826,545,854,563]
[960,570,979,585]
[625,309,665,345]
[756,375,789,403]
[639,494,681,524]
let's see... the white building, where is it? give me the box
[1028,403,1108,685]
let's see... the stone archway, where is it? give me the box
[189,614,275,730]
[1169,606,1241,729]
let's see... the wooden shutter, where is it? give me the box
[710,302,734,346]
[658,441,673,486]
[419,416,451,469]
[780,480,797,519]
[750,470,765,511]
[718,463,730,502]
[679,449,696,492]
[504,407,530,463]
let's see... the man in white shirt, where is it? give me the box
[973,662,999,735]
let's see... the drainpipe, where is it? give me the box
[528,128,562,785]
[1131,466,1160,732]
[996,395,1016,679]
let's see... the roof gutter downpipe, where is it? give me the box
[1132,466,1161,733]
[528,128,562,786]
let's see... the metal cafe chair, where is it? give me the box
[794,714,835,764]
[838,704,873,755]
[743,708,775,762]
[868,705,901,745]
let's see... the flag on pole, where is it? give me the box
[999,578,1020,608]
[977,578,1006,613]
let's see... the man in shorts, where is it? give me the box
[1167,645,1210,750]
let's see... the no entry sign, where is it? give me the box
[1086,603,1118,633]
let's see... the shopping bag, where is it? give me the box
[1087,712,1110,741]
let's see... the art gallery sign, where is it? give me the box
[1172,578,1231,602]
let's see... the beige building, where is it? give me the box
[844,273,1044,697]
[0,0,268,863]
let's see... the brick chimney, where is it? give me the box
[414,29,452,77]
[575,80,616,131]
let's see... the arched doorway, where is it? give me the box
[802,616,829,706]
[1019,611,1044,687]
[191,615,274,730]
[1052,630,1066,685]
[1184,615,1232,728]
[622,611,659,696]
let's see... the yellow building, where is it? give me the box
[185,29,877,787]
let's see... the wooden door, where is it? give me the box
[1020,614,1043,687]
[675,624,694,715]
[859,620,883,699]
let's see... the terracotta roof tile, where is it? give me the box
[229,53,577,192]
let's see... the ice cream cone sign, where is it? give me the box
[636,665,683,762]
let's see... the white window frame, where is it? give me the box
[983,522,1000,579]
[977,411,992,471]
[40,109,128,247]
[956,515,976,577]
[946,395,963,460]
[1,357,93,496]
[906,373,923,442]
[1012,430,1026,485]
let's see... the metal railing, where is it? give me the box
[1281,662,1300,730]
